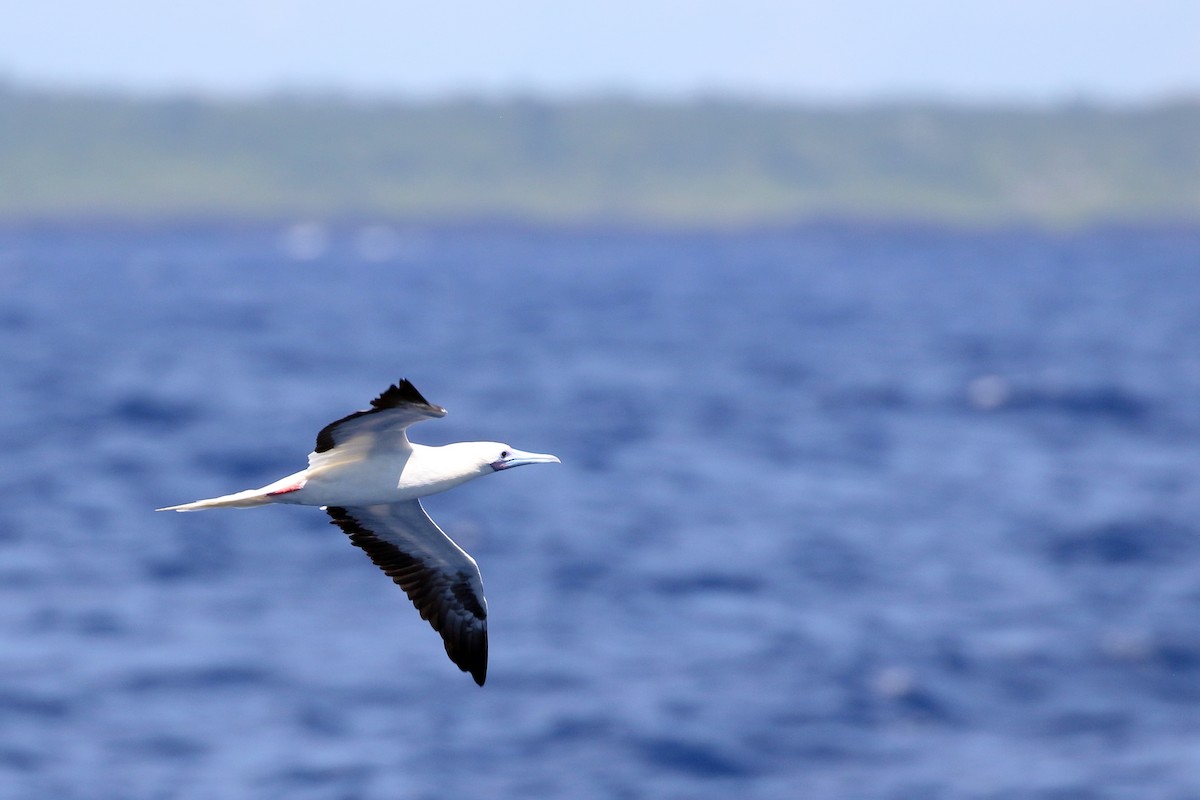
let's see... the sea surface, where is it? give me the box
[1,223,1199,799]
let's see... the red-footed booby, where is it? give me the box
[157,380,559,686]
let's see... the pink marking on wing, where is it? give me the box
[266,484,303,497]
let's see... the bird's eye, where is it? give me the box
[500,450,510,459]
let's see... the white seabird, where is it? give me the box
[157,380,559,686]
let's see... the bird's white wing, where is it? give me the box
[325,500,489,685]
[309,380,446,469]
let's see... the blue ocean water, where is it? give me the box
[1,223,1199,798]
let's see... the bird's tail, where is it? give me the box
[156,488,277,512]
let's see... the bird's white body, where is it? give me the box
[157,380,558,686]
[167,442,505,512]
[301,442,501,506]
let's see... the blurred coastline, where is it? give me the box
[2,85,1198,229]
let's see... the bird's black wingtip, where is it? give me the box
[372,379,428,408]
[371,379,446,416]
[459,638,487,686]
[448,646,487,687]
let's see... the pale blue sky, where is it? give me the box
[1,0,1197,101]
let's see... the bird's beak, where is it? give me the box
[491,449,561,471]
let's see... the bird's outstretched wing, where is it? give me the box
[313,380,446,457]
[325,501,489,686]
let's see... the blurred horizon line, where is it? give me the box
[4,77,1200,112]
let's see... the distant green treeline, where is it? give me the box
[2,87,1198,227]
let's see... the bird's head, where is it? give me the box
[484,443,561,472]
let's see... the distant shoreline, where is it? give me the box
[3,88,1197,228]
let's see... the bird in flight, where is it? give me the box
[158,380,559,685]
